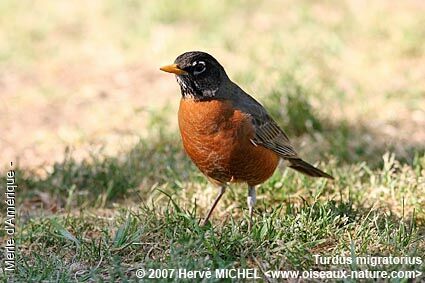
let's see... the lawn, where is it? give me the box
[1,0,424,282]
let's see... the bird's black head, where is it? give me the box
[160,51,227,100]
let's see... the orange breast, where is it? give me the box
[178,98,279,186]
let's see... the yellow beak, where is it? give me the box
[159,64,188,75]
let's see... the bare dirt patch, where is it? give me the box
[1,61,180,169]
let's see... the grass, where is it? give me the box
[11,199,423,281]
[1,0,425,281]
[2,127,424,281]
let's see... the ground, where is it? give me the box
[0,0,424,281]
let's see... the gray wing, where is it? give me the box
[250,114,298,159]
[229,83,299,159]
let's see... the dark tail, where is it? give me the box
[288,158,334,179]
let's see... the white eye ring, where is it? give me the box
[192,61,206,75]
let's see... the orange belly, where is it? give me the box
[178,98,279,186]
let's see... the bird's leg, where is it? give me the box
[247,185,256,230]
[201,185,226,226]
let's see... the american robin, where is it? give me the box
[160,51,333,226]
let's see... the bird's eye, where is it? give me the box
[192,61,206,75]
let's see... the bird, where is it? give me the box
[160,51,333,227]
